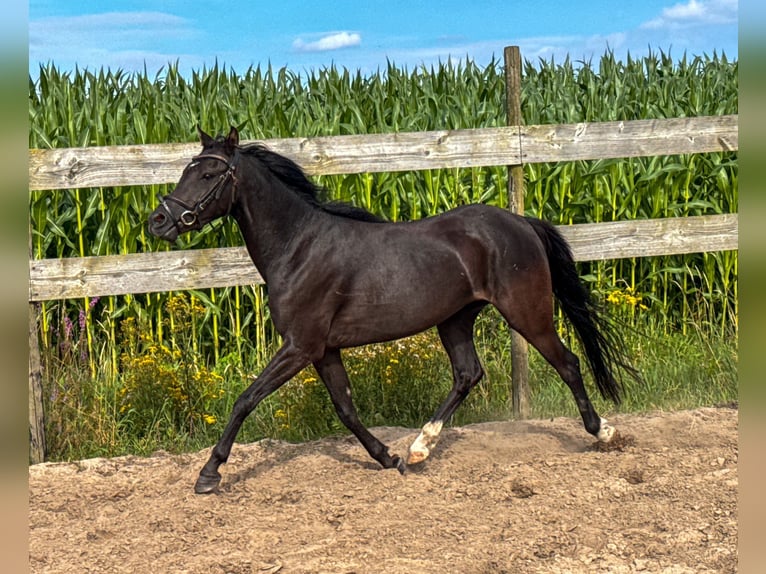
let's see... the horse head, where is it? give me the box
[148,126,240,242]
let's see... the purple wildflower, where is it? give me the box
[63,316,73,340]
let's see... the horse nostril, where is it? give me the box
[153,213,166,225]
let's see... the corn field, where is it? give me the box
[28,49,738,381]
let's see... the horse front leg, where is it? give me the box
[195,342,310,494]
[314,349,406,473]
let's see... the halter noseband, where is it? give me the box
[159,151,240,230]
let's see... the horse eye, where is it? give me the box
[202,173,214,180]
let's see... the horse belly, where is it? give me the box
[327,258,475,348]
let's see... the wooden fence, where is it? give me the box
[27,55,738,462]
[28,114,738,299]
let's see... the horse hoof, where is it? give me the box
[407,420,442,465]
[392,455,407,475]
[194,471,222,494]
[406,448,428,466]
[597,418,616,443]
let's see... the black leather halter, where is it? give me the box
[158,151,240,229]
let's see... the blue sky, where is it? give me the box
[28,1,738,77]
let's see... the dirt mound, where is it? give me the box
[29,407,737,573]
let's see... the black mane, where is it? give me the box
[238,142,385,223]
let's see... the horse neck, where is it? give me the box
[231,164,318,282]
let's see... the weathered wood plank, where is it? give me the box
[28,214,737,301]
[29,247,264,301]
[523,114,738,163]
[558,213,738,261]
[29,142,195,191]
[29,115,738,191]
[504,46,530,420]
[29,303,45,463]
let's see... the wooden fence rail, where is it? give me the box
[29,115,737,191]
[28,214,738,301]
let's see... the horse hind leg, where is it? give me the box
[408,303,486,465]
[314,349,406,473]
[496,298,614,443]
[534,332,616,442]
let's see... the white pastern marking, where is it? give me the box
[597,417,615,443]
[407,420,444,465]
[422,420,443,440]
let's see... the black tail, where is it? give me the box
[527,217,639,404]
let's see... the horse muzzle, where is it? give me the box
[148,205,181,242]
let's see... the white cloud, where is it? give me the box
[29,11,196,70]
[642,0,738,30]
[30,11,191,43]
[292,31,361,53]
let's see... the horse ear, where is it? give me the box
[226,125,239,149]
[197,125,215,147]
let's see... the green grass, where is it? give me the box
[455,308,737,426]
[40,299,737,462]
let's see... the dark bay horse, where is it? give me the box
[148,126,637,494]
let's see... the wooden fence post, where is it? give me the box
[29,304,46,463]
[29,232,46,463]
[504,46,530,419]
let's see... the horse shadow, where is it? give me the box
[222,420,614,491]
[219,435,394,491]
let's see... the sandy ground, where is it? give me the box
[29,406,737,573]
